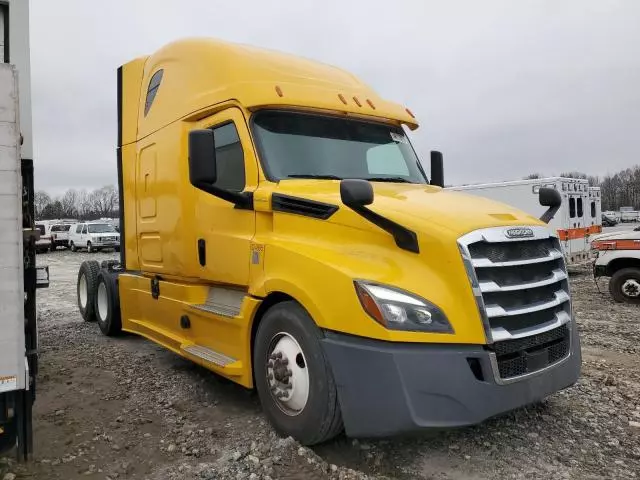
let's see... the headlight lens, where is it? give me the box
[354,282,453,333]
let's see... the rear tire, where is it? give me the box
[77,261,100,322]
[253,301,343,445]
[95,271,122,336]
[609,268,640,304]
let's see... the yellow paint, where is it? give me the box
[117,38,546,387]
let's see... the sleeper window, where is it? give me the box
[144,69,164,116]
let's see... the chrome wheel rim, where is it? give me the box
[97,282,109,321]
[78,274,88,309]
[622,279,640,298]
[266,332,309,416]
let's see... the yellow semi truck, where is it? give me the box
[77,38,581,445]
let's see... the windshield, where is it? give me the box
[252,111,427,183]
[88,224,116,233]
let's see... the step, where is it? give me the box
[192,286,246,318]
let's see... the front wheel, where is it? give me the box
[609,268,640,304]
[70,242,77,252]
[87,241,93,253]
[253,301,343,445]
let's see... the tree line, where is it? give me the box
[524,165,640,211]
[35,185,119,220]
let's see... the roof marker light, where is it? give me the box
[275,86,283,97]
[338,94,347,105]
[405,108,415,118]
[366,99,376,109]
[353,96,362,107]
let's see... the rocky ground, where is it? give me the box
[0,250,639,480]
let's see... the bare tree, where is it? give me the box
[60,189,79,218]
[34,191,52,218]
[89,185,118,218]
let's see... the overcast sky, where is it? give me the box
[29,0,640,194]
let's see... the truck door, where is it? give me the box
[193,107,258,287]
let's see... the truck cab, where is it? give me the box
[78,38,581,445]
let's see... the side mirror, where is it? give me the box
[539,187,561,208]
[340,179,374,207]
[539,187,562,224]
[430,151,444,188]
[188,129,217,186]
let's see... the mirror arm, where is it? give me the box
[194,182,253,210]
[345,203,420,253]
[540,205,560,224]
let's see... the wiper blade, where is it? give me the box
[286,174,343,180]
[365,177,413,183]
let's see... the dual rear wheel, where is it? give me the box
[77,260,121,335]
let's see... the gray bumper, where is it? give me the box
[321,323,581,438]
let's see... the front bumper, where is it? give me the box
[92,241,119,248]
[321,322,581,438]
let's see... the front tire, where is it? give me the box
[253,301,343,445]
[70,242,77,252]
[95,271,122,336]
[77,261,100,321]
[609,268,640,304]
[87,241,94,253]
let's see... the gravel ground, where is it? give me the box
[1,250,639,479]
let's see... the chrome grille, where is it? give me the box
[458,225,573,381]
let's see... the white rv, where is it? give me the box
[448,177,602,266]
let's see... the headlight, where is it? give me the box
[354,281,453,333]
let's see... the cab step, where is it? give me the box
[180,344,243,376]
[192,286,245,318]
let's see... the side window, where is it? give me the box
[577,198,583,217]
[82,225,88,234]
[569,197,576,218]
[366,144,410,177]
[144,69,164,116]
[75,225,82,233]
[591,201,596,218]
[211,122,245,192]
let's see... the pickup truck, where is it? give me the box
[592,228,640,303]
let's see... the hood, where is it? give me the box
[273,180,544,238]
[592,229,640,242]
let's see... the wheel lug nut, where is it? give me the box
[267,373,273,381]
[281,358,289,365]
[275,352,282,359]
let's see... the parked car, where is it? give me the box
[49,223,73,250]
[68,222,120,253]
[34,223,52,253]
[602,213,618,227]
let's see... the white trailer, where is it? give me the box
[448,177,602,266]
[0,0,47,459]
[619,206,640,223]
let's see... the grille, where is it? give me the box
[494,325,570,379]
[468,238,555,263]
[459,226,573,380]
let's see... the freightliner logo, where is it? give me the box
[504,227,534,239]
